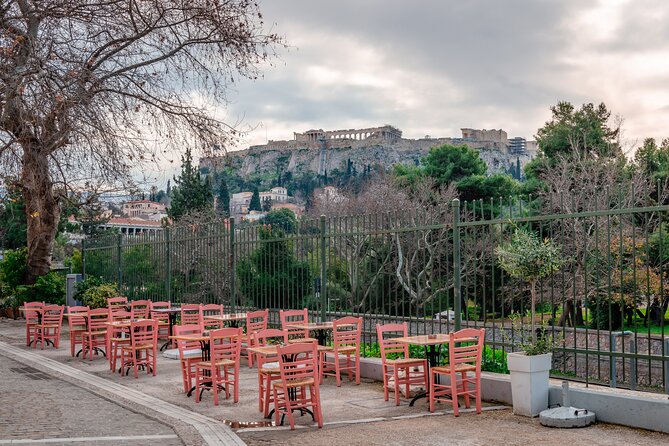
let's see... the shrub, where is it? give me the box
[0,247,27,297]
[481,345,509,374]
[76,276,119,309]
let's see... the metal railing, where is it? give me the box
[83,196,669,393]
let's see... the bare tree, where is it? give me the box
[0,1,281,280]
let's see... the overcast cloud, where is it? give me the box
[144,0,669,186]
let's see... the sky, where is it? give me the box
[144,0,669,188]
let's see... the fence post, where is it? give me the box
[165,228,171,303]
[116,233,122,289]
[229,217,236,313]
[452,199,462,331]
[320,215,327,322]
[610,332,617,388]
[629,337,636,391]
[665,338,669,395]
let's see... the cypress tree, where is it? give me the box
[249,186,262,211]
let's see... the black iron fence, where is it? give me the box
[83,197,669,393]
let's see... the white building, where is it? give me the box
[121,200,167,221]
[260,187,288,203]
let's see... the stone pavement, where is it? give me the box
[0,355,182,446]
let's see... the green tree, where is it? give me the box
[394,144,487,190]
[496,228,566,345]
[169,148,214,220]
[237,227,312,308]
[262,209,297,233]
[536,101,621,160]
[262,197,272,212]
[456,174,520,203]
[216,178,230,217]
[249,186,262,212]
[0,188,27,249]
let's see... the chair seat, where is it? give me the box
[259,362,280,374]
[122,343,155,350]
[386,357,426,366]
[287,337,317,344]
[196,358,236,367]
[70,325,87,331]
[432,364,476,374]
[85,330,107,336]
[322,345,356,354]
[110,337,131,342]
[274,377,314,389]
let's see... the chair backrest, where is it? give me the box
[376,323,410,363]
[130,319,158,347]
[333,316,362,355]
[174,324,203,358]
[180,304,202,326]
[107,296,128,313]
[67,305,89,330]
[130,300,151,319]
[448,328,485,373]
[280,308,309,339]
[87,308,110,331]
[254,328,288,346]
[277,341,319,384]
[150,301,171,321]
[201,303,224,329]
[246,309,269,338]
[41,305,64,326]
[209,327,242,363]
[24,301,43,325]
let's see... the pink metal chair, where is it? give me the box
[120,319,159,378]
[130,300,151,319]
[67,305,89,357]
[273,341,324,429]
[280,308,317,344]
[174,324,204,393]
[319,316,362,386]
[108,310,132,371]
[150,301,171,342]
[376,323,428,406]
[180,304,202,326]
[24,301,43,347]
[201,303,224,330]
[82,308,110,360]
[255,328,289,416]
[194,327,242,405]
[107,296,128,313]
[429,328,485,416]
[33,305,65,349]
[244,309,269,367]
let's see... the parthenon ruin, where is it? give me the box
[294,125,402,142]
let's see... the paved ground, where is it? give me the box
[0,354,182,445]
[1,317,668,446]
[239,409,669,445]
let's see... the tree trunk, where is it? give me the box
[22,148,60,283]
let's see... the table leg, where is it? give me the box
[160,313,176,351]
[315,329,327,346]
[408,344,441,407]
[187,340,212,397]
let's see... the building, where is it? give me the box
[272,202,304,218]
[121,200,167,221]
[230,191,253,215]
[260,187,288,203]
[99,217,163,234]
[461,128,508,144]
[293,125,402,142]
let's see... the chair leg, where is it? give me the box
[212,367,220,406]
[475,376,482,414]
[429,370,435,413]
[335,355,341,387]
[383,367,389,401]
[355,354,361,385]
[233,365,239,403]
[273,387,281,426]
[461,372,470,408]
[195,368,202,403]
[393,368,400,406]
[264,375,272,417]
[451,372,459,417]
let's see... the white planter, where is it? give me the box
[507,351,552,417]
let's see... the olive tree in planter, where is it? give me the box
[496,227,565,417]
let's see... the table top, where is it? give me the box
[246,345,279,357]
[150,307,182,314]
[105,318,153,328]
[169,333,208,342]
[394,334,478,346]
[204,313,247,322]
[284,322,349,330]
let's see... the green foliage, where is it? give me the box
[634,137,669,191]
[0,188,27,249]
[586,297,623,330]
[15,272,65,305]
[0,247,27,293]
[261,208,297,233]
[496,228,565,284]
[77,282,119,309]
[536,101,621,160]
[237,227,312,308]
[394,144,487,190]
[216,178,230,217]
[456,174,521,217]
[249,186,262,211]
[481,345,509,374]
[68,249,83,274]
[169,148,214,220]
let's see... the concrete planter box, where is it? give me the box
[507,351,552,417]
